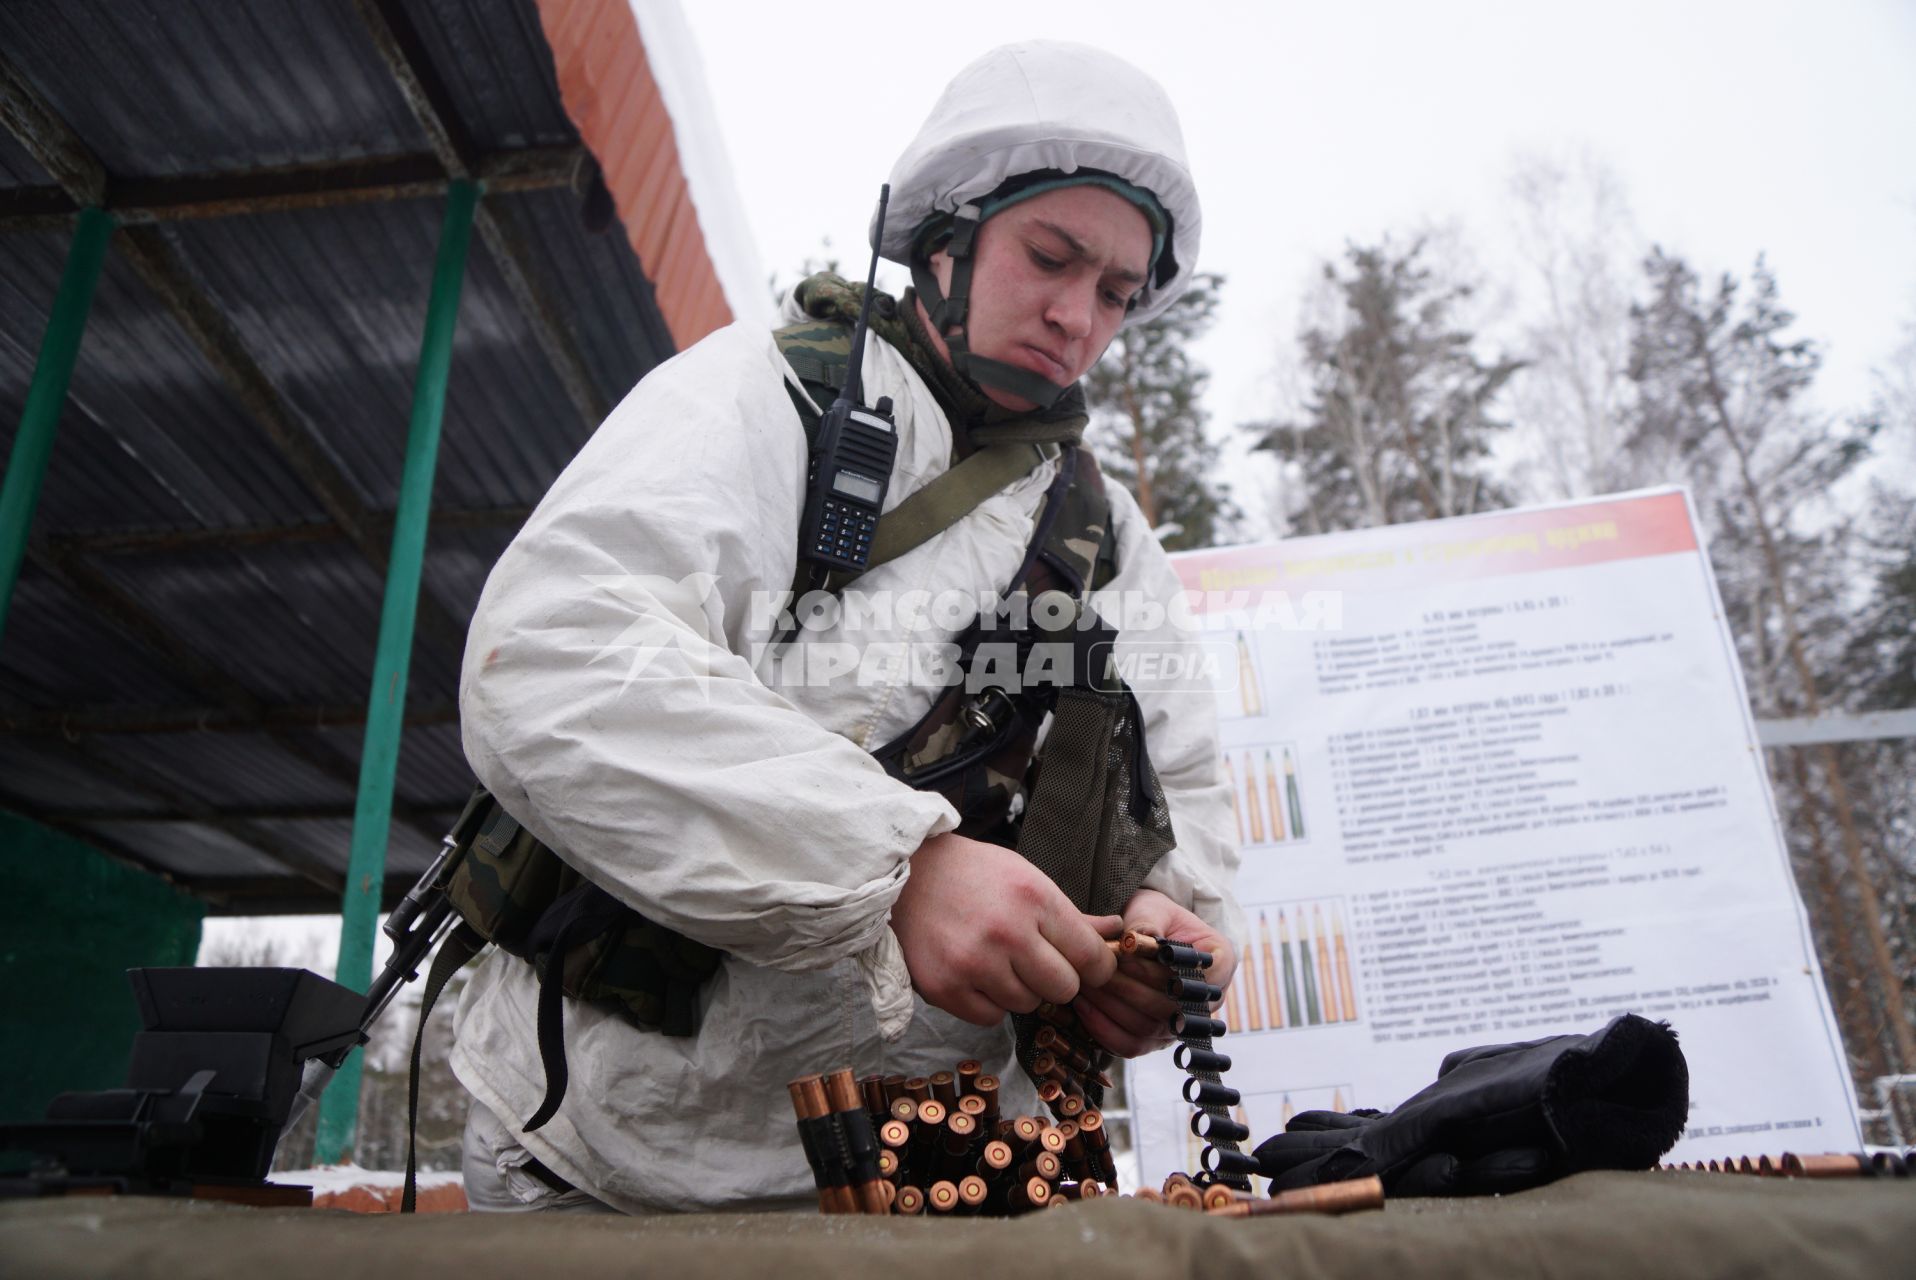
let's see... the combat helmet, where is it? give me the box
[875,40,1203,408]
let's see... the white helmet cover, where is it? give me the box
[876,41,1202,328]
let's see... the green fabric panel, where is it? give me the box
[0,810,203,1126]
[0,1171,1911,1276]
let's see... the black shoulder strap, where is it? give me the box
[402,922,486,1213]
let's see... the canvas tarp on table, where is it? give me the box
[3,1170,1912,1279]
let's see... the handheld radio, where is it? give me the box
[798,184,898,575]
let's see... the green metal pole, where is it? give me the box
[316,180,481,1165]
[0,207,115,648]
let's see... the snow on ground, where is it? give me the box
[271,1163,462,1192]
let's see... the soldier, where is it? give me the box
[452,40,1243,1212]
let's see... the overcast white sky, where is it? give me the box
[679,0,1916,489]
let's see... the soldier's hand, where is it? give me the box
[1073,888,1237,1058]
[891,832,1119,1027]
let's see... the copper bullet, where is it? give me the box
[1058,1094,1086,1120]
[860,1074,888,1117]
[942,1111,977,1154]
[882,1074,907,1105]
[1203,1184,1249,1211]
[1010,1115,1044,1149]
[905,1077,931,1103]
[930,1070,960,1107]
[1018,1151,1063,1182]
[1008,1176,1051,1213]
[978,1140,1014,1175]
[1782,1152,1866,1178]
[891,1097,919,1125]
[1037,1126,1067,1156]
[958,1175,989,1210]
[894,1185,925,1215]
[973,1074,1001,1124]
[927,1180,960,1214]
[880,1119,911,1150]
[916,1099,947,1128]
[825,1068,891,1215]
[787,1075,840,1215]
[878,1149,899,1180]
[956,1059,983,1095]
[1205,1176,1384,1217]
[957,1094,987,1121]
[1164,1181,1204,1211]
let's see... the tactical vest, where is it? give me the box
[423,315,1125,1136]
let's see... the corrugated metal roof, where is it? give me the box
[0,1,429,180]
[0,0,728,911]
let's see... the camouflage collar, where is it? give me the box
[790,272,1088,456]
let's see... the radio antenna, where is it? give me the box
[838,183,890,409]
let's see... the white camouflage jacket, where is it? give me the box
[451,294,1243,1211]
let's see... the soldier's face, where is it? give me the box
[923,185,1153,411]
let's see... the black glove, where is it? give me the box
[1254,1014,1688,1197]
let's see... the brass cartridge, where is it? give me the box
[930,1070,960,1108]
[1008,1176,1051,1213]
[1206,1176,1384,1218]
[904,1077,931,1103]
[825,1068,891,1216]
[958,1094,988,1120]
[890,1097,918,1126]
[927,1180,960,1214]
[877,1149,899,1180]
[1131,1186,1163,1203]
[881,1074,907,1105]
[894,1185,925,1215]
[1782,1152,1866,1178]
[958,1175,989,1210]
[1163,1179,1204,1211]
[942,1111,976,1150]
[1204,1184,1251,1211]
[973,1073,1001,1117]
[1017,1151,1063,1183]
[955,1059,983,1095]
[787,1075,841,1215]
[880,1119,911,1150]
[1037,1126,1067,1157]
[859,1074,888,1117]
[978,1139,1014,1176]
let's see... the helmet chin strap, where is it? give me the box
[910,204,1071,411]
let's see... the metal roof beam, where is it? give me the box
[0,43,471,656]
[197,873,420,917]
[355,0,609,427]
[1,742,344,895]
[51,504,532,556]
[0,699,459,736]
[27,543,451,847]
[0,147,587,233]
[0,52,105,203]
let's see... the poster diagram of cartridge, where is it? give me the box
[1220,897,1359,1035]
[1221,630,1266,721]
[1223,743,1307,847]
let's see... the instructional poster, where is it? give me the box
[1130,489,1860,1185]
